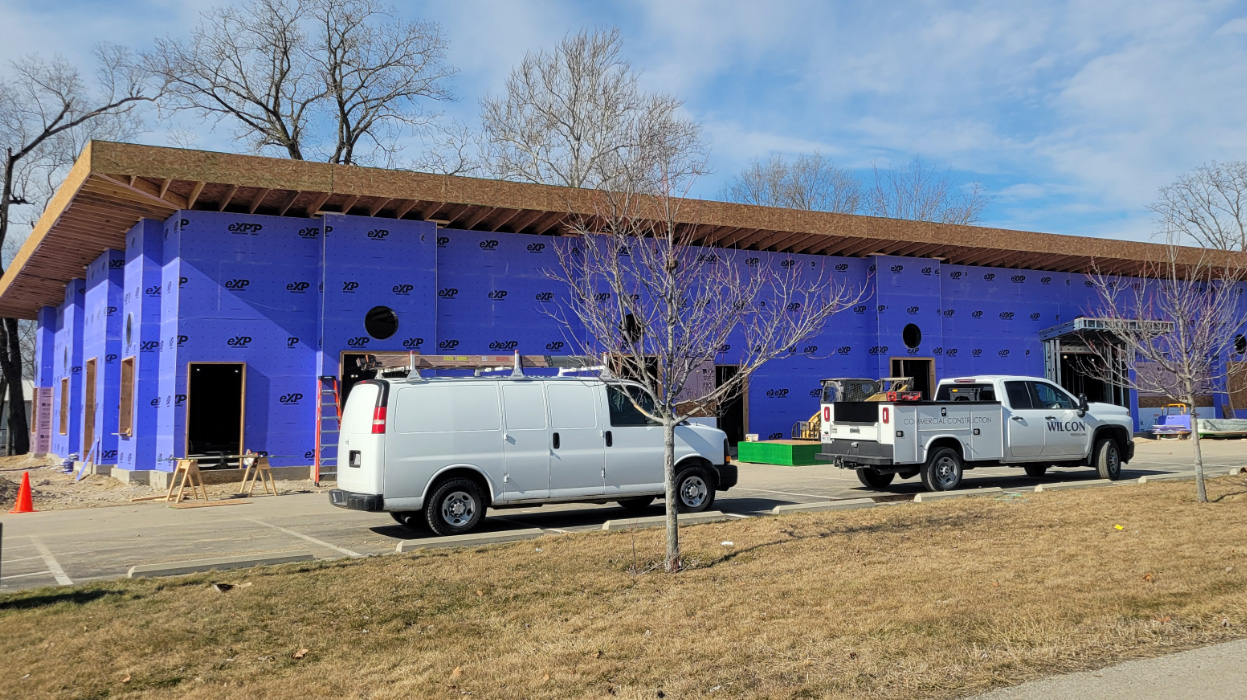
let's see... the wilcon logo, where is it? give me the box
[837,346,851,355]
[402,337,425,349]
[999,311,1015,320]
[998,349,1011,357]
[225,279,251,291]
[545,341,565,351]
[393,284,414,295]
[906,305,920,315]
[297,227,320,239]
[109,259,125,269]
[489,340,519,350]
[438,339,460,350]
[1011,275,1026,284]
[1047,420,1087,433]
[342,282,359,293]
[766,388,789,398]
[534,291,554,302]
[852,304,868,314]
[105,353,117,363]
[971,310,984,319]
[983,273,995,281]
[227,223,263,235]
[346,337,370,348]
[890,264,904,273]
[145,285,161,297]
[287,281,310,293]
[1041,276,1052,285]
[279,393,303,404]
[287,337,300,348]
[526,242,545,253]
[227,336,251,347]
[949,270,964,279]
[488,290,508,300]
[479,239,499,251]
[438,288,459,298]
[140,340,159,352]
[437,236,449,247]
[367,229,389,240]
[1030,312,1042,321]
[834,263,849,271]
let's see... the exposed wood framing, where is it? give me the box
[276,190,301,216]
[186,181,206,209]
[217,185,238,212]
[248,188,271,215]
[339,195,359,214]
[368,197,392,216]
[392,199,418,219]
[304,192,331,216]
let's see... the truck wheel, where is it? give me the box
[856,468,895,488]
[1093,438,1122,480]
[921,447,963,491]
[617,496,655,513]
[423,478,485,536]
[674,467,715,513]
[390,511,423,530]
[1024,464,1048,478]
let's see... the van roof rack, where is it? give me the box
[354,351,609,380]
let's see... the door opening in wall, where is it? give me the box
[890,358,935,399]
[715,365,746,444]
[187,363,245,468]
[83,358,97,458]
[340,353,378,406]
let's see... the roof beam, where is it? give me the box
[368,197,392,217]
[794,234,842,255]
[461,206,496,230]
[96,174,186,209]
[186,181,206,209]
[276,190,301,216]
[248,188,271,215]
[217,185,238,212]
[392,199,418,219]
[507,209,547,233]
[304,192,330,216]
[339,195,359,214]
[533,212,567,235]
[487,208,521,232]
[717,228,759,247]
[157,179,172,199]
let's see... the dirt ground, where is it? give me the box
[0,454,330,510]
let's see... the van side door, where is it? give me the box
[545,382,607,498]
[499,382,551,501]
[603,384,664,495]
[1003,380,1045,459]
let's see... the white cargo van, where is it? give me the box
[329,375,737,535]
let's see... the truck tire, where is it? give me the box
[921,447,964,491]
[1024,464,1048,478]
[1093,438,1123,480]
[618,496,655,513]
[390,511,423,530]
[856,468,895,488]
[674,466,715,513]
[423,477,486,536]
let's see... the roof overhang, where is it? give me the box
[1,140,1240,319]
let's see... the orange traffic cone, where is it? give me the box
[9,471,36,514]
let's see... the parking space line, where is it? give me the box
[1,570,53,581]
[30,537,72,586]
[1,555,47,565]
[246,519,363,558]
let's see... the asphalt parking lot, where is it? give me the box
[1,438,1243,592]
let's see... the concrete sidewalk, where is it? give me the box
[967,638,1247,700]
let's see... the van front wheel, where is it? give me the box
[674,467,715,513]
[424,478,485,536]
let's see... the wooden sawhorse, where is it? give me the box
[238,454,278,496]
[165,459,209,503]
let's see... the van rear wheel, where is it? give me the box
[674,467,715,513]
[856,468,895,489]
[424,478,485,536]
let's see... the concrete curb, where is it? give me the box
[127,551,315,578]
[1034,479,1113,492]
[395,528,546,553]
[771,498,877,515]
[1230,467,1244,476]
[601,511,730,531]
[913,487,1003,502]
[1138,473,1200,483]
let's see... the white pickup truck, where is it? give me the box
[816,375,1135,491]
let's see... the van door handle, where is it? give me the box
[552,432,560,449]
[604,430,612,447]
[1011,416,1024,422]
[1044,416,1056,420]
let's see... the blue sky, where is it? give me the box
[3,0,1246,242]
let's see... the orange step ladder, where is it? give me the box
[314,376,341,485]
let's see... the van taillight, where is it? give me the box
[371,405,387,434]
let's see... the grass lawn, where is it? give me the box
[2,476,1245,700]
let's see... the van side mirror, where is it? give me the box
[1077,393,1088,416]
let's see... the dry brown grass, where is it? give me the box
[2,477,1246,700]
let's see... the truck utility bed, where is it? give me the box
[818,400,1004,466]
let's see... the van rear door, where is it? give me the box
[337,381,385,496]
[545,382,606,498]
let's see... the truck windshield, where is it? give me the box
[935,383,996,402]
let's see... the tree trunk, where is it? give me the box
[663,417,680,573]
[0,318,29,455]
[1189,395,1207,503]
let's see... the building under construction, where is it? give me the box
[2,141,1243,480]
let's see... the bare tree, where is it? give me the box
[1152,161,1247,252]
[551,165,862,572]
[146,0,454,166]
[480,28,705,191]
[1084,242,1247,503]
[722,152,861,213]
[0,45,155,455]
[866,155,989,225]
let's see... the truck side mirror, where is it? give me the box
[1077,393,1088,417]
